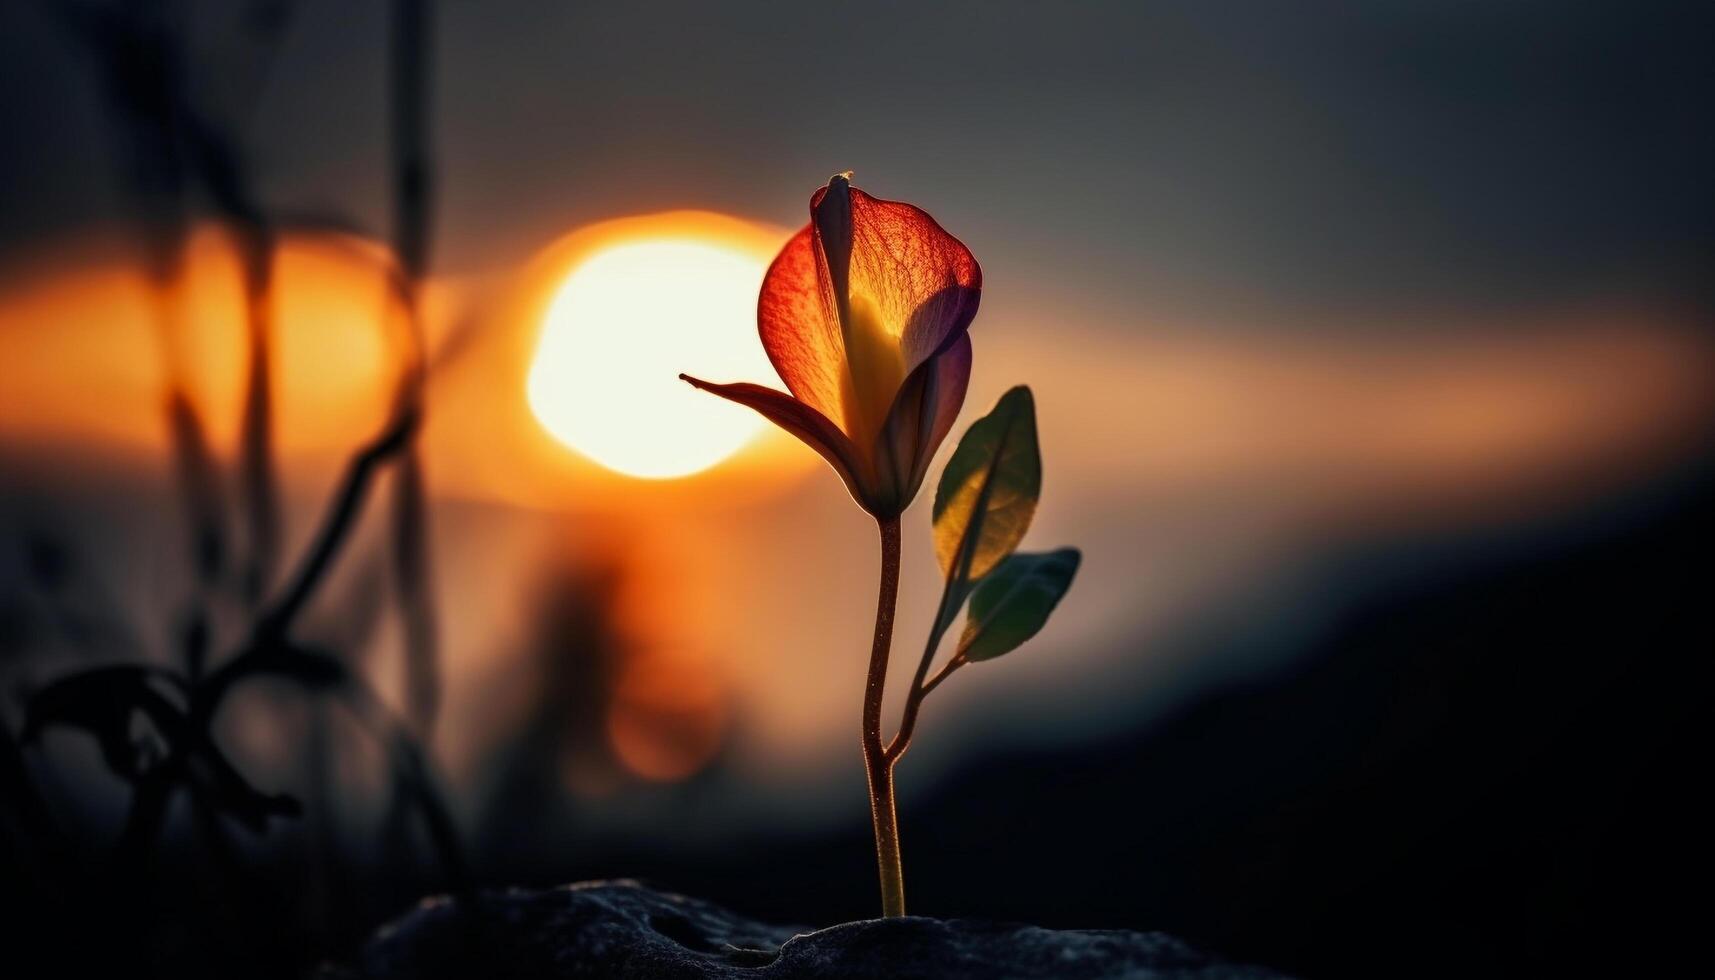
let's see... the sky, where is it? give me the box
[0,0,1711,829]
[1,0,1709,318]
[1,8,1713,976]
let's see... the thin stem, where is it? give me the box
[883,647,966,763]
[862,515,905,917]
[389,0,441,744]
[260,409,417,636]
[885,576,960,763]
[921,652,966,698]
[237,224,280,605]
[883,419,1011,762]
[337,680,471,895]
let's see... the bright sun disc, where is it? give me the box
[527,235,776,479]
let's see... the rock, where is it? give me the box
[338,880,1288,979]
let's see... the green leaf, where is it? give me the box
[957,548,1081,662]
[932,386,1040,585]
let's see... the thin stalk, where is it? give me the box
[259,409,417,637]
[887,419,1010,761]
[921,653,965,696]
[337,679,470,894]
[237,226,280,604]
[887,650,967,765]
[862,515,906,917]
[885,575,961,763]
[389,0,441,742]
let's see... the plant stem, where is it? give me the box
[886,574,961,762]
[888,648,967,764]
[863,515,906,917]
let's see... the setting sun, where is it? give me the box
[526,233,778,479]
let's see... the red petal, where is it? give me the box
[917,332,973,484]
[873,333,973,513]
[757,226,848,431]
[678,374,871,507]
[759,184,982,441]
[841,187,982,372]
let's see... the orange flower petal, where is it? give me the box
[760,182,982,442]
[677,374,869,505]
[757,226,848,431]
[835,186,982,373]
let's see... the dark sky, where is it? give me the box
[1,0,1710,323]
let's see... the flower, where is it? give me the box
[682,175,981,517]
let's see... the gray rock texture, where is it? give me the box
[340,880,1288,979]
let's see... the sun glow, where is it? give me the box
[527,234,777,479]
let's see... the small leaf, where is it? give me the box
[957,549,1081,662]
[932,386,1040,584]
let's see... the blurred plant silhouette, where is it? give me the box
[2,0,468,970]
[686,176,1080,917]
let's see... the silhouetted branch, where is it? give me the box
[258,409,419,639]
[338,676,470,894]
[176,26,292,603]
[204,642,470,892]
[21,0,471,917]
[388,0,441,741]
[233,218,281,603]
[392,456,440,734]
[166,376,229,591]
[390,0,432,289]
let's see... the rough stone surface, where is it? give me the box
[337,880,1288,979]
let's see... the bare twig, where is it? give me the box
[388,0,441,741]
[31,0,471,908]
[334,665,470,893]
[233,219,281,603]
[257,409,419,639]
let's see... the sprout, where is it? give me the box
[685,176,1080,917]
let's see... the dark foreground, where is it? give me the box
[332,881,1287,979]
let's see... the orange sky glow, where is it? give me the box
[2,218,1711,787]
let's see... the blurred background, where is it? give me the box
[1,2,1710,977]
